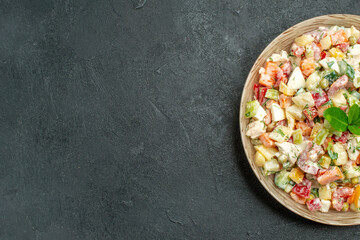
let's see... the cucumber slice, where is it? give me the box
[275,170,291,189]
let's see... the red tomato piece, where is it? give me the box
[337,42,350,53]
[303,107,318,121]
[332,131,350,144]
[290,192,306,205]
[306,198,322,212]
[320,51,327,60]
[292,178,312,198]
[258,87,269,105]
[332,187,354,211]
[253,84,260,100]
[311,89,329,108]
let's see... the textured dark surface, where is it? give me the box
[2,0,360,239]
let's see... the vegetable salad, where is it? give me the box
[245,25,360,212]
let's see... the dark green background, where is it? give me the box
[2,0,360,239]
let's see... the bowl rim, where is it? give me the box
[239,14,360,226]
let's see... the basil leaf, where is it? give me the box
[348,104,360,125]
[349,125,360,135]
[323,107,348,132]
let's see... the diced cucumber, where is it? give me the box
[245,100,260,118]
[284,184,294,193]
[351,90,360,100]
[295,88,306,96]
[274,170,291,189]
[314,128,329,145]
[265,89,279,100]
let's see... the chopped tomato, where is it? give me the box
[296,121,312,136]
[258,87,269,105]
[320,51,327,60]
[279,94,292,108]
[311,89,329,108]
[300,57,315,77]
[332,187,354,211]
[330,29,348,45]
[317,166,344,185]
[290,192,306,204]
[292,179,312,198]
[337,42,350,53]
[253,84,260,100]
[259,133,275,148]
[303,107,318,121]
[332,131,350,144]
[306,198,322,211]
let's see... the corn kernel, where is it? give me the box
[307,193,315,201]
[342,202,350,212]
[330,182,338,189]
[352,177,359,184]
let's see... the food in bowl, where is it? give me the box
[245,25,360,212]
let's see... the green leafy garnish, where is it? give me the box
[323,107,348,132]
[324,71,339,84]
[324,105,360,135]
[345,61,355,80]
[327,142,338,160]
[327,61,335,68]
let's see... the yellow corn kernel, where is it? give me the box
[352,177,359,185]
[289,167,304,184]
[255,151,266,167]
[307,193,315,201]
[342,202,350,212]
[329,47,345,59]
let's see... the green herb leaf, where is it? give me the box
[324,71,339,84]
[348,104,360,125]
[349,125,360,135]
[327,61,335,68]
[323,107,349,132]
[327,142,338,160]
[345,61,355,80]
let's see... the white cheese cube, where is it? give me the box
[287,67,306,90]
[270,103,285,122]
[320,200,331,213]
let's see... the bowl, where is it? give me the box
[239,14,360,226]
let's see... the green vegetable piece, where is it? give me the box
[314,128,329,145]
[323,107,348,132]
[338,60,348,76]
[323,70,339,85]
[295,88,306,96]
[245,100,259,118]
[351,90,360,100]
[320,78,329,89]
[345,61,355,80]
[274,170,291,190]
[265,89,279,100]
[354,77,360,88]
[292,129,303,144]
[311,188,319,198]
[350,36,357,46]
[327,61,335,68]
[344,92,360,107]
[327,142,339,160]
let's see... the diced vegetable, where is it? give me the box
[289,167,304,184]
[306,198,322,211]
[317,166,344,185]
[330,89,348,107]
[292,179,312,198]
[320,35,332,50]
[292,129,303,144]
[314,128,329,145]
[295,35,314,46]
[319,184,332,200]
[245,100,260,118]
[318,155,331,169]
[265,89,279,100]
[279,82,296,96]
[287,67,306,90]
[269,125,293,143]
[329,47,345,59]
[287,105,305,121]
[275,170,291,189]
[254,151,266,167]
[270,103,285,122]
[254,145,278,161]
[290,192,306,204]
[292,92,315,109]
[305,71,321,91]
[259,133,275,148]
[263,158,280,173]
[285,111,295,129]
[332,142,348,165]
